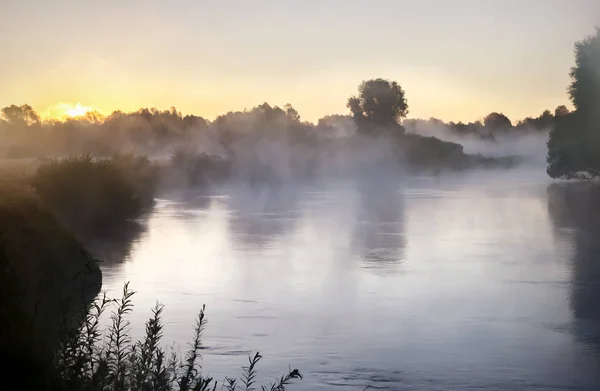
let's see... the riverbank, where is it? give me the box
[0,178,102,388]
[0,155,160,388]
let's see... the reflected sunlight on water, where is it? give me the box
[99,171,600,390]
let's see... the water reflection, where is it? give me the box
[547,183,600,352]
[166,190,215,211]
[353,178,406,267]
[82,220,147,263]
[226,184,301,250]
[97,177,600,390]
[157,191,217,232]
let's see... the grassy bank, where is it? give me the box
[0,155,161,387]
[0,179,102,386]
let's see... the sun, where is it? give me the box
[41,102,102,121]
[65,103,94,118]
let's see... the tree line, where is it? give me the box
[405,106,570,142]
[0,81,554,167]
[0,90,567,156]
[3,28,599,180]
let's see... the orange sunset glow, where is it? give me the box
[1,1,599,123]
[41,103,101,121]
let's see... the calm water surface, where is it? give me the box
[99,169,600,390]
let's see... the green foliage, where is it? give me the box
[31,155,158,234]
[53,283,302,391]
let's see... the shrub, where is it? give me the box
[403,134,467,170]
[31,154,158,234]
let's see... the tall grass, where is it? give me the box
[54,283,302,391]
[31,154,158,234]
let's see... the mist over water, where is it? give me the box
[3,6,600,389]
[98,162,600,390]
[404,119,550,166]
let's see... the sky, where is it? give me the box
[1,0,599,123]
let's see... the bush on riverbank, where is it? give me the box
[31,154,158,235]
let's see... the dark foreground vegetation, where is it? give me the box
[1,262,301,391]
[54,283,301,391]
[0,179,101,387]
[0,154,157,387]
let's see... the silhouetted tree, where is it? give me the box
[569,28,600,113]
[1,104,40,127]
[547,28,600,179]
[516,109,555,131]
[347,78,408,135]
[284,103,300,122]
[212,103,315,182]
[483,112,512,130]
[316,115,356,138]
[449,120,485,137]
[536,110,554,129]
[215,103,308,145]
[554,105,570,118]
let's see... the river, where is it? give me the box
[98,168,600,390]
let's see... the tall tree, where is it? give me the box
[547,28,600,179]
[347,78,408,135]
[554,105,570,118]
[483,112,512,130]
[569,27,600,113]
[1,104,40,127]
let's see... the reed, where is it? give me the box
[54,283,302,391]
